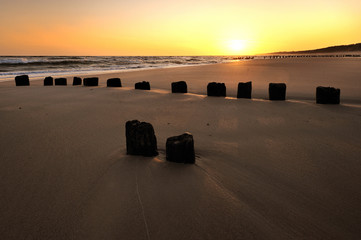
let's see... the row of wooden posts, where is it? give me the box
[14,74,340,104]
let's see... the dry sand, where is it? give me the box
[0,58,361,239]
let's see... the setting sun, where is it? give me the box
[228,40,246,54]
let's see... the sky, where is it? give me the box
[0,0,360,55]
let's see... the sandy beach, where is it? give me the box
[1,58,361,239]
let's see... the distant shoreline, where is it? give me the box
[2,54,361,83]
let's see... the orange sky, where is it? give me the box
[1,0,361,55]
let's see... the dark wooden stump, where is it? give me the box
[15,75,30,86]
[207,82,226,97]
[44,76,53,86]
[135,81,150,90]
[237,81,252,99]
[166,133,195,164]
[269,83,286,100]
[107,78,122,87]
[84,77,99,86]
[316,86,340,104]
[73,77,82,86]
[126,120,158,157]
[171,81,187,93]
[55,78,67,86]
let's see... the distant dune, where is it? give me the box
[274,43,361,54]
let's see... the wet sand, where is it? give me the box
[1,59,361,239]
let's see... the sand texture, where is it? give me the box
[1,59,361,239]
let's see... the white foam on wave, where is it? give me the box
[0,56,238,82]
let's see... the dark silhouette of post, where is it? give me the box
[55,78,67,86]
[125,120,158,157]
[237,82,252,99]
[316,86,340,104]
[171,81,187,93]
[135,81,150,90]
[207,82,226,97]
[269,83,286,100]
[107,78,122,87]
[73,77,82,86]
[15,75,30,86]
[83,77,99,86]
[44,76,53,86]
[166,133,195,164]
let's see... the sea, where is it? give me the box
[0,56,253,82]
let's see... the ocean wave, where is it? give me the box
[0,56,245,82]
[47,56,84,60]
[0,57,30,64]
[0,60,97,67]
[186,58,202,61]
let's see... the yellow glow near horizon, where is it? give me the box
[227,40,246,54]
[0,0,360,55]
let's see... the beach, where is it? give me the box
[1,58,361,239]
